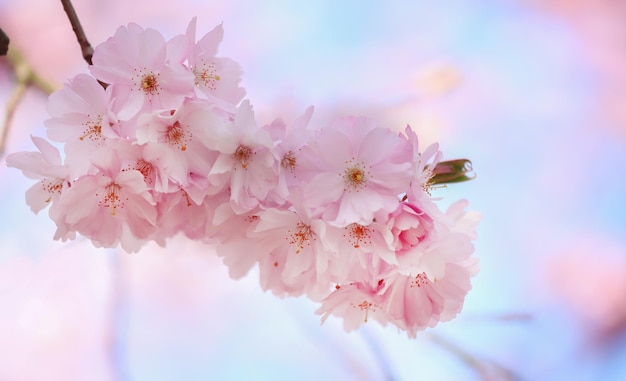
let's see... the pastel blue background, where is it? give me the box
[1,1,625,380]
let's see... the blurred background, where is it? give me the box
[1,0,625,380]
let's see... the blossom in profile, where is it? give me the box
[316,280,389,332]
[181,18,245,106]
[5,136,69,213]
[385,263,473,338]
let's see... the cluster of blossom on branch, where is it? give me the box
[6,19,480,337]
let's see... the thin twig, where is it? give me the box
[60,0,94,65]
[0,49,56,156]
[427,333,522,381]
[0,82,27,155]
[0,27,8,56]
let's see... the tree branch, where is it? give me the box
[0,49,56,156]
[0,27,8,56]
[60,0,94,65]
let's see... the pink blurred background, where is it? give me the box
[1,0,625,380]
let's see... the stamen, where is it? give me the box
[193,60,220,90]
[421,167,447,195]
[342,158,370,191]
[344,223,372,248]
[141,73,159,94]
[131,67,160,96]
[41,178,64,202]
[80,115,104,144]
[281,151,296,173]
[97,183,126,216]
[122,160,155,188]
[234,145,253,169]
[357,300,373,323]
[182,190,192,207]
[164,121,190,151]
[245,215,259,223]
[287,222,314,254]
[410,272,429,288]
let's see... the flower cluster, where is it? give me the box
[6,19,480,337]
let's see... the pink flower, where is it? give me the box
[44,74,121,177]
[6,19,480,337]
[262,106,315,206]
[297,116,413,226]
[212,202,263,279]
[385,263,473,338]
[183,19,245,106]
[206,100,277,213]
[90,23,195,120]
[403,125,442,195]
[251,207,335,300]
[51,153,157,252]
[154,190,218,241]
[5,136,69,213]
[390,201,478,282]
[316,280,389,331]
[45,74,120,143]
[321,217,394,280]
[134,100,220,194]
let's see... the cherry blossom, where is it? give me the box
[6,136,70,213]
[6,19,480,337]
[297,116,413,226]
[90,23,195,120]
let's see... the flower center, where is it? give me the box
[410,272,429,288]
[288,222,314,254]
[344,223,372,248]
[281,151,296,172]
[140,73,159,95]
[353,299,377,323]
[164,121,190,151]
[132,68,160,96]
[41,178,64,203]
[124,160,154,186]
[97,183,125,216]
[193,60,221,90]
[342,158,370,191]
[80,115,104,144]
[234,145,253,169]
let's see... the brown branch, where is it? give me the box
[60,0,94,65]
[0,27,8,56]
[0,49,56,156]
[0,82,27,155]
